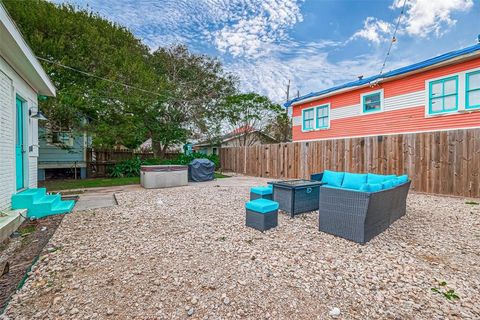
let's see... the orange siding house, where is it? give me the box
[286,44,480,142]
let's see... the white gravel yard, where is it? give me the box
[2,177,480,320]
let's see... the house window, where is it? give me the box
[428,76,458,114]
[316,104,329,129]
[302,108,315,131]
[362,90,383,113]
[466,71,480,109]
[47,131,74,147]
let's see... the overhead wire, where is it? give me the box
[36,56,166,98]
[379,0,408,76]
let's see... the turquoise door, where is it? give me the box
[15,97,24,190]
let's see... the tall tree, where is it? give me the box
[145,45,236,156]
[3,0,161,148]
[221,93,282,146]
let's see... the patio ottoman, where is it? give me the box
[250,185,273,200]
[245,199,279,232]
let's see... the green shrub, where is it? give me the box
[109,153,220,177]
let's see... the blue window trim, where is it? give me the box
[315,104,329,129]
[466,70,480,110]
[361,90,383,114]
[428,75,458,115]
[302,107,315,131]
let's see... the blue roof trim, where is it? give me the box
[284,43,480,108]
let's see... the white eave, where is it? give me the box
[0,3,56,97]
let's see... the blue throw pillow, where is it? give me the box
[381,179,396,189]
[367,173,396,184]
[342,172,367,190]
[322,170,344,187]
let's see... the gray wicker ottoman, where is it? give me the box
[270,180,324,217]
[250,185,273,200]
[245,199,279,232]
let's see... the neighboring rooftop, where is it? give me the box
[285,43,480,108]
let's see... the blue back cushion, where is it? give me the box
[322,170,344,187]
[341,172,367,190]
[360,183,383,192]
[367,173,396,184]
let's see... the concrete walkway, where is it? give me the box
[73,185,142,212]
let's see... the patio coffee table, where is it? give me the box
[268,179,324,217]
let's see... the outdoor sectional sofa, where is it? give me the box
[311,171,411,244]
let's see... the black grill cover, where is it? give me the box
[188,159,215,182]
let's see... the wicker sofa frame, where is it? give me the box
[311,172,411,244]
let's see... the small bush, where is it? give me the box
[109,153,220,178]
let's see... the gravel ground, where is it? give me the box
[1,177,479,319]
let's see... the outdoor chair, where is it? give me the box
[311,171,410,244]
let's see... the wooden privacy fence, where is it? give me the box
[86,148,178,177]
[220,128,480,198]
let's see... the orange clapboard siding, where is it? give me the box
[292,106,480,141]
[292,56,480,117]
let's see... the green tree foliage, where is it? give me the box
[146,46,236,155]
[3,0,160,149]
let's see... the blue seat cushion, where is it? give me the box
[250,186,273,195]
[381,179,396,189]
[359,183,383,192]
[395,175,409,185]
[367,173,396,184]
[341,172,367,190]
[322,170,344,187]
[245,199,279,213]
[322,185,359,192]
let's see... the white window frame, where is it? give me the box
[301,107,315,132]
[425,66,480,117]
[301,104,331,132]
[315,103,331,130]
[360,89,384,114]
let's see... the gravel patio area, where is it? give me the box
[2,177,479,319]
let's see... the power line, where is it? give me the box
[379,0,408,75]
[36,56,165,97]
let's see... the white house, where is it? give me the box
[0,4,64,239]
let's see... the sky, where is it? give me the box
[53,0,480,103]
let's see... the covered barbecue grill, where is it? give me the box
[188,159,215,182]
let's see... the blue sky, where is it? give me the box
[53,0,479,102]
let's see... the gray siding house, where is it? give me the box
[38,128,90,180]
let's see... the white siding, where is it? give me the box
[0,56,40,210]
[384,90,424,112]
[295,90,426,127]
[331,104,361,120]
[0,69,14,210]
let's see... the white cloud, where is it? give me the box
[351,0,473,44]
[225,41,405,103]
[391,0,474,37]
[350,17,393,44]
[212,0,303,58]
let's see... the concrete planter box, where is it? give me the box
[140,165,188,189]
[0,209,26,243]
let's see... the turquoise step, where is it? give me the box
[11,188,75,219]
[11,188,47,208]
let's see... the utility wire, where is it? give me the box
[379,0,408,76]
[36,56,165,97]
